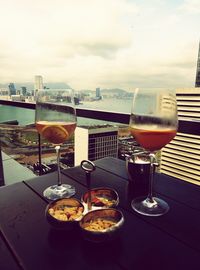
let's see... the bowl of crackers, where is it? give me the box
[45,198,84,230]
[79,208,124,243]
[81,187,119,211]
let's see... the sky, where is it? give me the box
[0,0,199,91]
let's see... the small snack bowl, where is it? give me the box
[45,198,84,230]
[79,208,124,243]
[81,187,119,211]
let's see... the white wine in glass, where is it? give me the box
[35,89,77,200]
[129,88,178,216]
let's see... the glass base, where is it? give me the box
[131,196,169,217]
[43,184,76,200]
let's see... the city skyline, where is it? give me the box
[0,0,200,91]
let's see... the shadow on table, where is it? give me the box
[47,226,123,265]
[80,236,123,263]
[47,227,81,251]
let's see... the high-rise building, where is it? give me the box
[74,125,118,166]
[21,87,27,96]
[8,83,16,95]
[34,75,44,95]
[96,87,101,99]
[160,88,200,185]
[195,42,200,87]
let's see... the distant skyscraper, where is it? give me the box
[21,86,27,96]
[195,42,200,87]
[96,87,102,99]
[34,75,44,95]
[8,83,16,95]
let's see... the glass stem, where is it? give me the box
[147,152,156,203]
[55,145,61,186]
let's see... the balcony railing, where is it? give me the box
[0,99,200,134]
[1,99,200,186]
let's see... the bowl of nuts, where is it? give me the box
[79,208,124,243]
[45,198,84,230]
[81,187,119,211]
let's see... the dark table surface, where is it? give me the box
[0,157,200,270]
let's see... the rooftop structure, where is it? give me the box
[75,125,118,166]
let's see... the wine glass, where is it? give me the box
[35,89,77,200]
[129,88,178,216]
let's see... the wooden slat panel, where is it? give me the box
[162,147,200,160]
[176,96,200,101]
[178,111,200,117]
[160,164,200,181]
[177,101,200,106]
[177,132,200,139]
[178,106,200,112]
[160,169,200,186]
[161,151,200,164]
[174,136,200,144]
[161,156,200,170]
[165,144,200,154]
[169,139,200,150]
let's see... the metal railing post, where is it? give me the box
[38,133,42,175]
[0,147,5,186]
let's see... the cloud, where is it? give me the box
[0,0,136,56]
[0,0,199,89]
[179,0,200,14]
[0,0,139,85]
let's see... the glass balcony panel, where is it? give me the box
[1,97,200,186]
